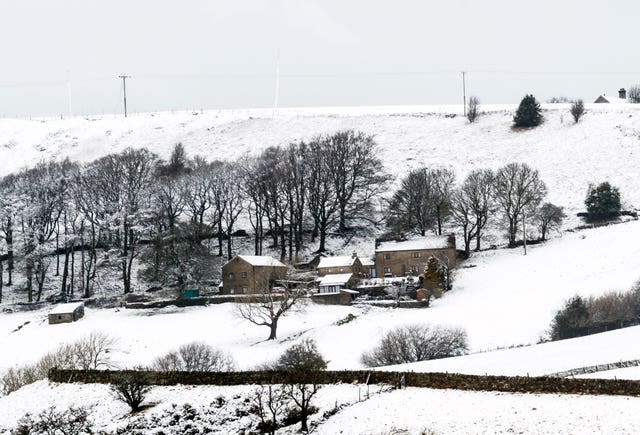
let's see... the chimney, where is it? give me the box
[352,250,358,259]
[447,234,456,249]
[619,88,627,99]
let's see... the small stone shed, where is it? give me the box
[48,302,85,325]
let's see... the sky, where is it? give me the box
[1,0,640,116]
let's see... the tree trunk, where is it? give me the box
[268,318,278,340]
[300,408,309,433]
[61,249,70,296]
[55,221,60,276]
[0,259,3,303]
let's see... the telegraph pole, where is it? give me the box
[522,212,527,255]
[118,74,131,117]
[462,71,467,116]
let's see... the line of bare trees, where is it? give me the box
[0,131,389,301]
[387,162,564,257]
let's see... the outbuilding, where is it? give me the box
[48,302,85,325]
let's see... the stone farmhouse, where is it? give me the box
[221,255,286,295]
[374,235,456,278]
[316,253,363,277]
[317,273,358,293]
[594,88,627,103]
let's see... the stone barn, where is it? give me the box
[48,302,85,325]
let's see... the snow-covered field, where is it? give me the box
[1,219,638,376]
[1,381,639,434]
[2,104,640,432]
[2,104,640,226]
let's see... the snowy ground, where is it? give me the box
[316,387,640,435]
[1,381,639,434]
[2,104,640,432]
[1,220,639,376]
[2,104,640,228]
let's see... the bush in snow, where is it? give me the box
[361,324,468,367]
[1,332,115,395]
[110,371,152,413]
[274,339,328,372]
[152,342,235,372]
[513,94,543,128]
[12,406,91,435]
[570,99,585,123]
[467,96,480,123]
[584,182,621,221]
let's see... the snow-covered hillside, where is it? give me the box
[1,219,638,375]
[2,104,640,225]
[4,381,639,434]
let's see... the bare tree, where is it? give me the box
[152,342,235,372]
[387,168,436,236]
[284,381,321,433]
[431,168,456,235]
[628,85,640,103]
[361,324,468,367]
[450,169,495,255]
[387,167,454,236]
[251,385,288,435]
[305,139,339,252]
[324,131,389,232]
[535,202,566,241]
[467,96,480,123]
[494,163,547,248]
[570,99,585,123]
[236,271,304,340]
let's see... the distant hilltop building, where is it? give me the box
[594,88,627,103]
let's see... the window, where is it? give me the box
[339,267,344,272]
[411,265,419,273]
[229,288,235,294]
[242,287,248,294]
[412,252,421,258]
[240,271,248,279]
[383,253,391,260]
[228,272,235,281]
[384,267,391,274]
[328,268,333,273]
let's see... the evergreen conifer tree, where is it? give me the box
[585,182,621,220]
[513,94,543,127]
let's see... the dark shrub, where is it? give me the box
[585,182,621,220]
[513,94,543,128]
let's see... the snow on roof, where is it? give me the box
[595,95,628,104]
[360,258,375,267]
[49,302,84,315]
[375,237,451,253]
[318,273,353,286]
[237,255,286,267]
[317,256,357,269]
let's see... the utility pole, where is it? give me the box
[522,212,527,255]
[118,74,131,117]
[462,71,467,116]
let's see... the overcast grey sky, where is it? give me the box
[1,0,639,116]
